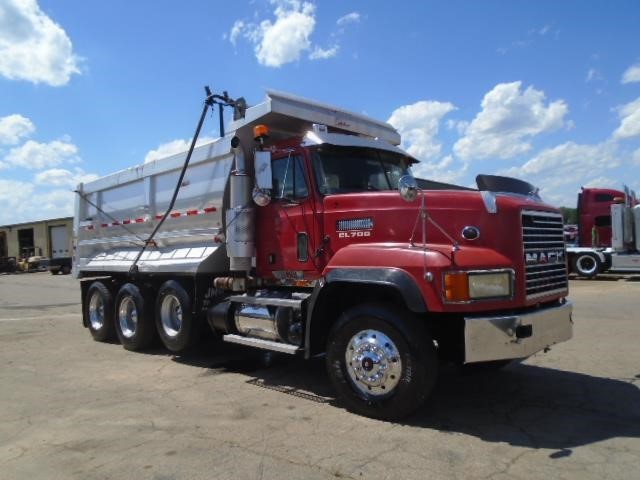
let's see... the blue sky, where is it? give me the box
[1,0,639,224]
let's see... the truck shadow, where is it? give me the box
[411,363,640,455]
[171,342,640,454]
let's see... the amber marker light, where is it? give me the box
[444,272,470,302]
[253,124,269,141]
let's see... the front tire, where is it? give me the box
[155,280,200,353]
[326,303,437,421]
[572,253,600,278]
[114,283,155,351]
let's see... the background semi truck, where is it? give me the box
[567,186,640,277]
[74,88,572,419]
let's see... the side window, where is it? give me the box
[272,155,308,200]
[595,193,615,202]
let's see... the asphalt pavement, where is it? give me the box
[1,272,639,479]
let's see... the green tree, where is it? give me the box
[559,207,578,224]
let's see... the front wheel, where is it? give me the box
[326,303,437,421]
[571,253,601,278]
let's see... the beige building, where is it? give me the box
[0,217,73,259]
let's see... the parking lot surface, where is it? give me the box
[1,272,639,480]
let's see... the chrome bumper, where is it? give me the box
[464,301,573,363]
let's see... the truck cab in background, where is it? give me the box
[567,186,640,277]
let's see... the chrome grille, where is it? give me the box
[522,210,568,299]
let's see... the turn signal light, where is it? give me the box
[444,272,470,302]
[253,124,269,141]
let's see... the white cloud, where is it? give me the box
[621,63,640,84]
[34,167,98,187]
[0,114,35,145]
[144,136,215,163]
[228,1,352,67]
[0,179,34,224]
[411,154,468,185]
[2,138,79,170]
[229,20,245,46]
[446,119,469,135]
[586,68,601,83]
[254,1,316,67]
[387,100,456,160]
[337,12,360,26]
[453,81,568,161]
[498,141,620,206]
[309,45,338,60]
[537,24,551,36]
[0,179,75,224]
[0,0,81,86]
[612,97,640,140]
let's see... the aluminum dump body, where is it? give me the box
[74,138,234,276]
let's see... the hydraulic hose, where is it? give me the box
[128,87,215,276]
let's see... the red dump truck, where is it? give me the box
[567,186,640,277]
[74,89,572,419]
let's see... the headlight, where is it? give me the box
[444,270,513,302]
[468,272,512,299]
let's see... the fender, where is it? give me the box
[325,268,427,312]
[566,246,608,264]
[304,267,427,358]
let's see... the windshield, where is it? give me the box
[312,146,411,194]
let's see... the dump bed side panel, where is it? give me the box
[74,139,233,276]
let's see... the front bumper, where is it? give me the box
[464,301,573,363]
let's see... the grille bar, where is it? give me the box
[522,210,568,299]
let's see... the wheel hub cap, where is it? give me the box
[345,329,402,397]
[89,293,104,330]
[160,294,182,338]
[118,297,138,339]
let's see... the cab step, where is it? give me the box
[222,334,301,355]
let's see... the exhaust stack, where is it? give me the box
[226,140,254,272]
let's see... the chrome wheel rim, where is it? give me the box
[577,256,597,275]
[345,329,402,397]
[88,292,104,330]
[118,296,138,339]
[160,294,182,338]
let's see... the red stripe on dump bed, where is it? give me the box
[203,207,217,213]
[186,210,198,216]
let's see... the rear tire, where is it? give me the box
[571,253,600,278]
[326,303,437,421]
[114,283,155,351]
[85,281,115,342]
[155,280,200,353]
[61,265,71,275]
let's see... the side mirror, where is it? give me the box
[398,175,419,202]
[254,151,272,190]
